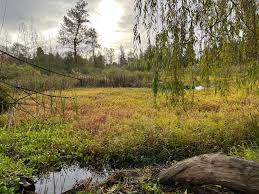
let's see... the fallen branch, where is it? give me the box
[159,154,259,194]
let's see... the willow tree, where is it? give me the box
[134,0,259,101]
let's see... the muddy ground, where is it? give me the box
[66,165,239,194]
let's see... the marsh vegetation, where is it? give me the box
[0,88,258,193]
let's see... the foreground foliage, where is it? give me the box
[0,88,258,192]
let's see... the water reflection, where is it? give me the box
[35,166,108,194]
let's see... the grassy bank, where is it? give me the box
[0,88,258,192]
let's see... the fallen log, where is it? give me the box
[159,154,259,194]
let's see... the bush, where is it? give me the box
[0,86,11,114]
[79,66,151,88]
[0,63,78,91]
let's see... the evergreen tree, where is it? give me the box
[58,0,90,64]
[85,28,100,64]
[119,45,127,66]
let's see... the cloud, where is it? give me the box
[0,0,136,52]
[112,0,135,52]
[2,0,100,33]
[116,0,135,32]
[115,0,148,52]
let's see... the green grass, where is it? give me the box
[0,154,32,194]
[0,88,258,192]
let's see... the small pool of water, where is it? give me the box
[35,166,109,194]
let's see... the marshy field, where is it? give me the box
[1,0,259,193]
[0,88,258,193]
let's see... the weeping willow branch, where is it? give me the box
[134,0,259,103]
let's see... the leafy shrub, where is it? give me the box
[0,86,11,114]
[0,63,77,91]
[80,66,151,87]
[0,154,32,193]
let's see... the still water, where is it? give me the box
[35,166,109,194]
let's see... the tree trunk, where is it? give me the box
[74,39,77,64]
[251,0,258,61]
[92,43,95,65]
[159,154,259,194]
[74,22,81,64]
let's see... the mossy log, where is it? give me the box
[159,154,259,194]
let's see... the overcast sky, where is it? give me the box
[0,0,136,53]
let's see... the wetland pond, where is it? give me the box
[35,166,109,194]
